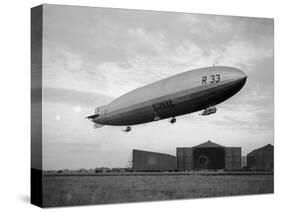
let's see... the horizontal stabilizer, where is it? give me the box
[94,123,104,129]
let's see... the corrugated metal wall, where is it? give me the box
[225,147,241,170]
[132,150,176,171]
[176,148,193,170]
[247,148,273,170]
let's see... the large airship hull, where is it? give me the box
[91,66,247,126]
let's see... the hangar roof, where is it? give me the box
[193,140,224,148]
[133,149,175,158]
[247,144,273,157]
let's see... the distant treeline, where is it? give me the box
[43,167,273,175]
[44,167,130,174]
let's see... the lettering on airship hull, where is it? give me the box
[202,74,221,85]
[152,100,175,113]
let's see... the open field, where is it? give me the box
[43,174,273,207]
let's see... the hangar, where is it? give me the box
[132,149,176,171]
[177,140,241,171]
[247,144,273,171]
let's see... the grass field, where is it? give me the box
[42,174,273,207]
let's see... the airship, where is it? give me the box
[87,66,247,132]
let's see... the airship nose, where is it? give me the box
[231,68,247,89]
[222,67,247,88]
[235,68,247,80]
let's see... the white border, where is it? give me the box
[0,0,279,211]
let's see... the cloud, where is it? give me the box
[43,6,273,97]
[42,87,113,107]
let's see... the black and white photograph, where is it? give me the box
[31,3,274,208]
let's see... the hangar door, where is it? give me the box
[193,147,225,170]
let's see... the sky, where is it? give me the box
[41,4,274,170]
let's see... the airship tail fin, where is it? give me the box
[86,114,99,120]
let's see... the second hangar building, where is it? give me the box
[177,140,241,171]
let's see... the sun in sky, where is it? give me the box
[73,105,82,113]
